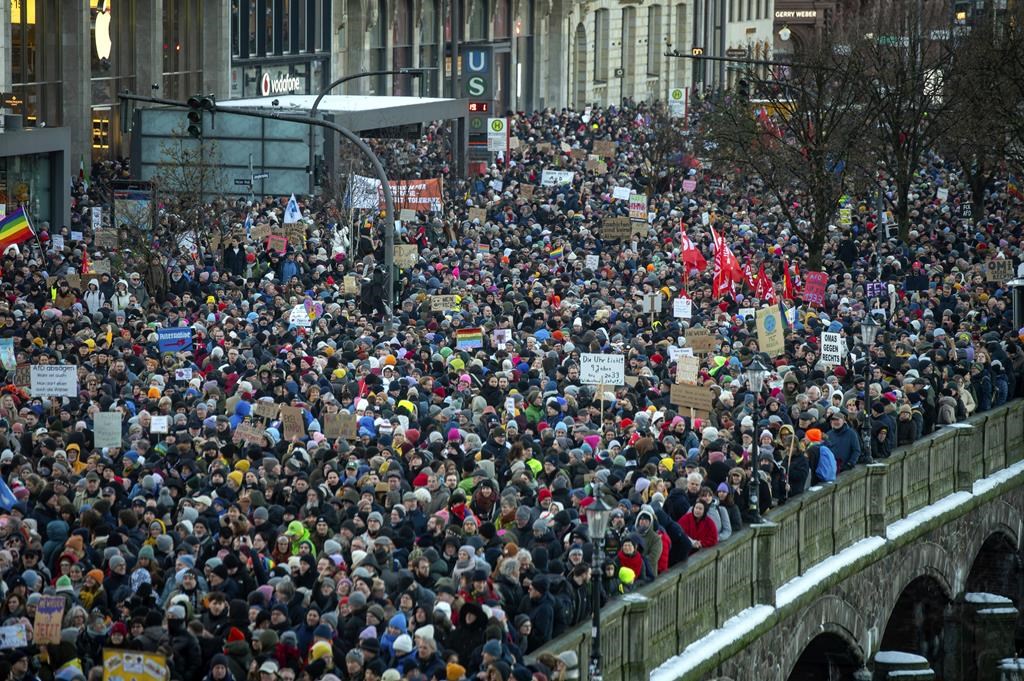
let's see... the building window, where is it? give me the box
[675,3,686,67]
[393,0,413,94]
[369,0,388,93]
[420,0,439,95]
[621,7,635,82]
[11,0,64,128]
[469,0,488,41]
[747,0,753,21]
[92,109,112,150]
[647,5,661,75]
[164,0,203,101]
[493,0,510,38]
[594,9,609,83]
[248,0,258,55]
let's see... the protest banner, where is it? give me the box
[157,327,193,353]
[802,271,828,306]
[431,295,458,311]
[30,365,78,398]
[756,305,785,357]
[103,649,169,681]
[540,170,575,187]
[33,596,65,645]
[279,406,305,441]
[821,332,844,365]
[580,353,625,386]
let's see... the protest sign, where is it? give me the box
[0,338,13,371]
[839,207,852,226]
[821,332,844,365]
[93,412,122,449]
[71,230,84,242]
[92,259,111,274]
[431,295,458,311]
[174,368,192,381]
[756,305,785,357]
[150,416,169,434]
[611,186,632,201]
[628,194,647,221]
[802,271,828,306]
[94,230,119,249]
[266,234,288,254]
[253,401,280,421]
[342,276,359,295]
[670,384,714,414]
[593,140,616,157]
[540,170,574,187]
[13,365,29,387]
[673,297,693,319]
[103,649,169,681]
[91,207,103,229]
[323,413,344,439]
[30,365,78,398]
[492,328,512,347]
[987,259,1014,282]
[279,406,305,440]
[337,412,358,439]
[233,423,265,445]
[399,209,417,222]
[865,281,886,298]
[585,160,607,173]
[157,327,193,353]
[682,179,697,192]
[468,207,487,222]
[33,596,65,645]
[394,244,418,268]
[520,184,535,199]
[0,624,26,649]
[937,187,949,203]
[580,353,625,386]
[585,254,600,270]
[602,217,633,240]
[288,305,312,327]
[676,356,700,385]
[684,329,719,354]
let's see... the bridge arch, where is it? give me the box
[780,595,866,681]
[965,528,1023,608]
[876,541,957,635]
[879,573,952,676]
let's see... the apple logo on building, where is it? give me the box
[95,0,113,62]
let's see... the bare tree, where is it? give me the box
[848,0,960,240]
[698,38,875,268]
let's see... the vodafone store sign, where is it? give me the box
[260,71,304,96]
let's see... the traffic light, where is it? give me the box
[737,79,750,101]
[186,94,216,138]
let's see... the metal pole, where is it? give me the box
[119,91,398,311]
[863,347,873,462]
[450,0,462,170]
[590,525,603,681]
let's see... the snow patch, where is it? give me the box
[977,607,1019,615]
[874,650,929,664]
[886,492,973,540]
[887,671,934,678]
[973,459,1024,496]
[965,592,1013,605]
[648,605,775,681]
[776,537,886,608]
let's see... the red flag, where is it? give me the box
[711,227,742,299]
[742,257,757,290]
[81,250,91,275]
[782,259,795,301]
[679,227,707,271]
[755,263,778,303]
[792,261,804,295]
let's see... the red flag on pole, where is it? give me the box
[679,227,707,271]
[755,263,778,303]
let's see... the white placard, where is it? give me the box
[150,415,170,434]
[585,254,600,270]
[51,234,65,251]
[93,412,122,449]
[174,368,193,381]
[673,297,692,319]
[701,212,711,226]
[579,353,625,386]
[71,231,84,242]
[492,328,512,347]
[29,365,79,398]
[612,186,632,201]
[540,170,575,187]
[821,332,844,366]
[490,179,504,192]
[504,396,516,415]
[738,307,755,320]
[0,624,27,649]
[91,207,102,229]
[936,187,949,203]
[677,355,700,384]
[288,305,312,327]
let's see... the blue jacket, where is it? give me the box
[827,423,862,471]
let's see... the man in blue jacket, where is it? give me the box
[826,411,862,471]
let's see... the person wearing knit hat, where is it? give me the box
[310,640,333,664]
[447,662,468,680]
[227,470,243,489]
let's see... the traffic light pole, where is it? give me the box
[119,91,398,310]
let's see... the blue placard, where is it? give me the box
[157,327,194,353]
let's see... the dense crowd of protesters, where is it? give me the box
[0,99,1021,681]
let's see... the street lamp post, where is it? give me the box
[860,315,881,460]
[744,357,770,522]
[585,486,612,681]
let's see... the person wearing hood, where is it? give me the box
[110,280,132,312]
[678,500,719,551]
[632,505,663,576]
[203,654,236,681]
[167,605,202,681]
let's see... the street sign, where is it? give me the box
[234,179,253,186]
[252,173,269,180]
[726,48,748,57]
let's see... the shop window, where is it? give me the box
[92,110,112,150]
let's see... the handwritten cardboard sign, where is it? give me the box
[670,383,714,414]
[468,207,487,222]
[431,295,458,312]
[987,259,1014,282]
[94,230,119,249]
[580,353,625,386]
[33,596,65,645]
[279,405,305,441]
[233,423,266,445]
[253,401,280,421]
[267,235,288,254]
[394,244,418,269]
[684,330,719,354]
[676,356,700,385]
[593,140,616,157]
[603,217,634,240]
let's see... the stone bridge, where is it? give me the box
[532,400,1024,681]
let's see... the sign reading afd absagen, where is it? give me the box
[30,366,79,398]
[579,353,625,386]
[157,327,193,353]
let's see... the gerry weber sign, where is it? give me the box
[260,71,304,97]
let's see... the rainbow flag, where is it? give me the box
[0,209,34,251]
[1009,175,1024,201]
[549,246,564,260]
[456,327,484,350]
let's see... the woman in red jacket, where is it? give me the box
[678,500,719,550]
